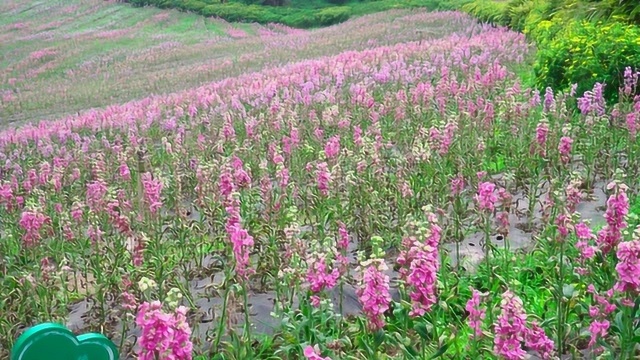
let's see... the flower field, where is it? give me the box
[2,1,640,359]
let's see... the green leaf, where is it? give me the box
[401,343,419,358]
[373,330,385,349]
[414,322,431,340]
[429,342,451,359]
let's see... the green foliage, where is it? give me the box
[315,6,350,26]
[583,0,640,25]
[124,0,475,28]
[534,20,640,102]
[201,3,279,23]
[460,0,509,26]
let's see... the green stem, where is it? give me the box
[483,214,494,326]
[557,239,565,355]
[212,286,231,356]
[242,285,252,349]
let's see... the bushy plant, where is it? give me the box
[534,20,640,102]
[461,0,509,26]
[201,3,279,23]
[315,6,350,26]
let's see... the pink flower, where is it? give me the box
[555,213,572,242]
[225,198,255,281]
[122,292,138,312]
[306,253,340,293]
[558,136,573,164]
[543,87,555,113]
[353,126,363,146]
[135,301,193,360]
[86,180,108,212]
[597,183,630,254]
[141,172,163,215]
[303,345,331,360]
[626,113,637,139]
[397,215,441,317]
[493,290,527,360]
[119,163,131,181]
[614,239,640,294]
[19,210,50,246]
[450,174,464,196]
[588,320,610,348]
[310,295,321,308]
[575,222,598,269]
[535,120,548,147]
[324,135,340,159]
[565,181,584,213]
[218,169,235,198]
[316,162,331,196]
[466,288,486,338]
[475,182,497,212]
[496,211,510,236]
[575,222,595,241]
[533,120,548,157]
[586,285,616,349]
[231,156,251,189]
[356,258,391,331]
[525,322,555,360]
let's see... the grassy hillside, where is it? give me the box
[4,1,640,359]
[124,0,471,28]
[0,0,464,127]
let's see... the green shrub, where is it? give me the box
[534,20,640,102]
[314,6,350,26]
[281,12,317,28]
[504,0,536,32]
[180,0,207,12]
[201,3,278,23]
[461,0,509,26]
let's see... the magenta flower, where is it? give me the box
[588,320,610,349]
[19,210,50,246]
[136,301,193,360]
[524,321,555,360]
[626,112,637,139]
[225,197,255,281]
[586,285,616,349]
[336,222,350,274]
[575,222,598,274]
[535,120,548,148]
[231,156,251,189]
[465,288,486,338]
[597,182,630,254]
[397,212,441,316]
[324,135,340,159]
[303,345,331,360]
[356,258,391,331]
[530,120,545,156]
[141,172,163,215]
[558,136,573,164]
[496,211,510,237]
[316,162,331,196]
[86,179,108,212]
[306,253,340,294]
[475,182,497,212]
[119,163,131,181]
[614,239,640,294]
[450,174,464,196]
[493,290,528,360]
[543,87,555,113]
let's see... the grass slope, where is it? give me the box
[0,0,462,127]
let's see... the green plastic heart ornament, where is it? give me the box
[11,323,119,360]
